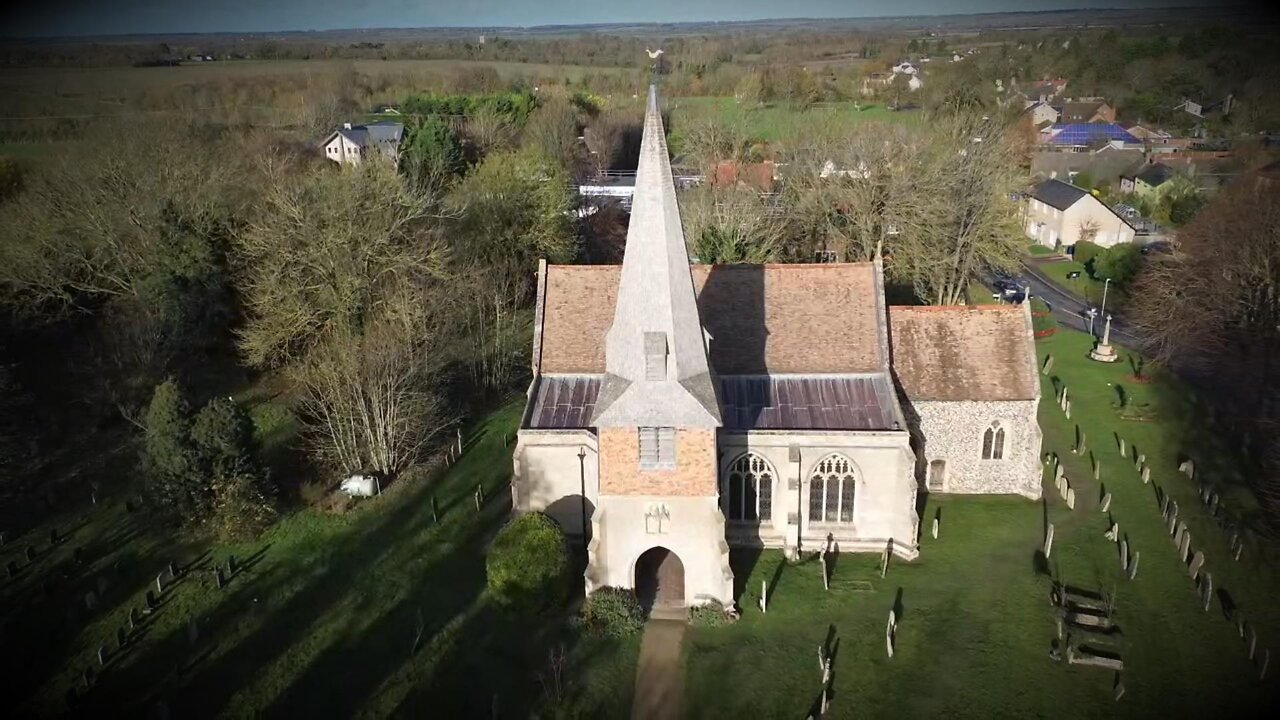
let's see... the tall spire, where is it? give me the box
[591,85,721,428]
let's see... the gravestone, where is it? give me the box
[818,645,824,672]
[1209,494,1220,516]
[1066,645,1124,671]
[116,627,127,649]
[1141,466,1150,484]
[214,568,224,590]
[25,545,36,562]
[1189,551,1205,580]
[1161,494,1169,517]
[885,610,896,658]
[1094,462,1101,481]
[156,573,164,595]
[168,561,179,580]
[1174,521,1187,547]
[145,590,157,612]
[1055,464,1065,482]
[227,555,237,575]
[1128,551,1140,580]
[1044,524,1055,558]
[1119,438,1127,457]
[1042,355,1054,374]
[759,580,767,614]
[819,553,828,591]
[931,517,939,539]
[1065,402,1070,419]
[880,543,890,579]
[1261,649,1270,680]
[1250,626,1258,660]
[1180,533,1192,563]
[84,591,97,611]
[1201,573,1212,611]
[1105,523,1119,542]
[97,646,108,666]
[1179,460,1194,479]
[1066,488,1076,510]
[1101,493,1112,513]
[1115,682,1126,701]
[129,607,139,630]
[1137,453,1145,467]
[1120,540,1129,571]
[1235,542,1244,562]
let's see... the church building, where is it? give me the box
[511,86,1042,611]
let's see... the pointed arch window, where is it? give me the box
[809,454,857,524]
[723,453,774,522]
[982,422,1006,460]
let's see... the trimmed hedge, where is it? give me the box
[486,512,570,610]
[1072,240,1103,266]
[580,587,645,638]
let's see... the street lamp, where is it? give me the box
[577,446,589,550]
[1099,277,1112,321]
[1085,307,1098,337]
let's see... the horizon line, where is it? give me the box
[1,5,1237,43]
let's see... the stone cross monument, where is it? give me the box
[1089,313,1119,363]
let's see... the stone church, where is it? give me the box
[511,86,1042,611]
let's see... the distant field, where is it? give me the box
[667,96,920,146]
[0,59,636,123]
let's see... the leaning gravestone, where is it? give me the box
[1094,461,1101,481]
[1119,438,1127,457]
[1189,551,1205,580]
[145,590,157,612]
[1044,524,1056,558]
[931,517,939,539]
[129,607,139,630]
[1066,488,1076,510]
[1120,540,1129,571]
[1128,551,1140,580]
[214,568,225,590]
[1180,533,1192,563]
[1179,459,1195,479]
[97,646,108,667]
[1101,493,1112,513]
[168,561,179,580]
[1141,466,1151,484]
[155,573,164,595]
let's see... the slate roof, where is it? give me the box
[1136,164,1176,187]
[529,374,900,431]
[537,263,884,376]
[1059,101,1106,123]
[1047,123,1138,146]
[1031,179,1089,211]
[888,306,1038,401]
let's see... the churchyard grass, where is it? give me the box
[684,328,1278,717]
[1,398,636,717]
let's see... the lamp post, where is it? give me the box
[1099,277,1112,320]
[577,446,589,550]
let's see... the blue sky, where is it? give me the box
[7,1,1181,38]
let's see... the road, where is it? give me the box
[1003,260,1142,348]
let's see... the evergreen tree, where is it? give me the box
[191,396,257,476]
[143,379,208,520]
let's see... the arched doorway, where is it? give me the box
[635,546,685,611]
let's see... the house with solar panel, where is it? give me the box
[511,86,1043,612]
[1042,123,1140,152]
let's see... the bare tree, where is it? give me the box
[680,185,786,264]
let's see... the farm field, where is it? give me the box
[667,95,919,146]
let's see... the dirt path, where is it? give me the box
[630,617,686,720]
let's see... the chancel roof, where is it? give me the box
[888,306,1039,401]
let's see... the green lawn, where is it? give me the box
[3,399,636,717]
[667,96,919,145]
[683,329,1277,717]
[1027,244,1060,257]
[1032,257,1130,312]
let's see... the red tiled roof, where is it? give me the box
[888,305,1038,401]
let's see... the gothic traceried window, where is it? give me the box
[982,422,1006,460]
[723,453,774,522]
[810,454,857,524]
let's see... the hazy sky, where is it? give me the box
[6,1,1183,38]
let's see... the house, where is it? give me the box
[1177,94,1233,119]
[1024,78,1068,102]
[1122,124,1192,154]
[861,72,894,96]
[1058,101,1116,124]
[892,61,918,75]
[511,86,1043,612]
[1031,148,1145,188]
[1042,123,1140,151]
[1026,101,1060,128]
[1024,179,1136,250]
[320,121,404,166]
[1120,164,1178,197]
[711,161,776,193]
